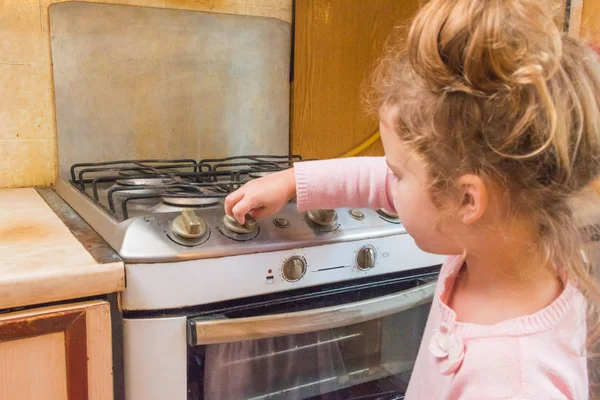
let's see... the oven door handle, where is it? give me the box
[187,280,436,346]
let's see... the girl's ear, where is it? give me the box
[457,174,488,225]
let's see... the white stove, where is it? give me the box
[54,155,446,400]
[55,155,445,311]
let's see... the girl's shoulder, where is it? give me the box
[427,282,588,398]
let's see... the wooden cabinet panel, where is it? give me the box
[0,300,113,400]
[581,0,600,45]
[87,302,114,400]
[0,333,68,399]
[291,0,573,160]
[291,0,421,159]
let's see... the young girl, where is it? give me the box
[225,0,600,398]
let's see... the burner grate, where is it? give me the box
[69,155,302,220]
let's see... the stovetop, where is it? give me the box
[67,155,301,221]
[55,155,407,263]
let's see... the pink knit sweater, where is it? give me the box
[294,157,589,400]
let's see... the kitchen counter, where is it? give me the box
[0,188,124,309]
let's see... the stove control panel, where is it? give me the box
[120,203,408,262]
[123,233,446,311]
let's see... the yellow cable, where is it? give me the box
[338,130,381,158]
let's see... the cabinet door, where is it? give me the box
[291,0,421,159]
[0,300,113,400]
[291,0,571,160]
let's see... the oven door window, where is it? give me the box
[187,273,435,400]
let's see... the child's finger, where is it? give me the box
[232,195,258,225]
[224,189,245,217]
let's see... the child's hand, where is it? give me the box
[224,168,296,225]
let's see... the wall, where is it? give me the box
[0,0,291,189]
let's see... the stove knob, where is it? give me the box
[223,214,258,234]
[349,209,365,220]
[172,210,207,239]
[282,256,307,282]
[356,246,376,270]
[273,217,290,228]
[376,208,401,223]
[307,209,338,227]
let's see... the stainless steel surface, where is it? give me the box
[54,178,408,263]
[35,187,122,265]
[50,2,291,179]
[223,214,257,234]
[356,245,376,270]
[187,281,436,345]
[281,256,307,282]
[307,209,338,227]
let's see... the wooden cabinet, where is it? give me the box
[290,0,574,160]
[291,0,421,159]
[0,300,113,400]
[572,0,600,45]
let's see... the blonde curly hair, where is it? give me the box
[367,0,600,396]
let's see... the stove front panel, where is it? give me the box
[122,233,446,311]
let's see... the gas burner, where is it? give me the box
[205,155,301,183]
[69,155,301,221]
[162,196,220,207]
[162,187,221,207]
[117,177,176,186]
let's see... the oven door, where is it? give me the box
[186,270,436,400]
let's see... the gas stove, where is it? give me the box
[55,155,410,264]
[45,6,443,396]
[54,154,446,311]
[53,154,445,400]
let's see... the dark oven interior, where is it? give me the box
[183,267,440,400]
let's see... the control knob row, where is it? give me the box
[281,245,377,283]
[171,211,259,240]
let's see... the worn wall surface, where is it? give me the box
[0,0,291,188]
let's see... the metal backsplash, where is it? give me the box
[49,2,291,179]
